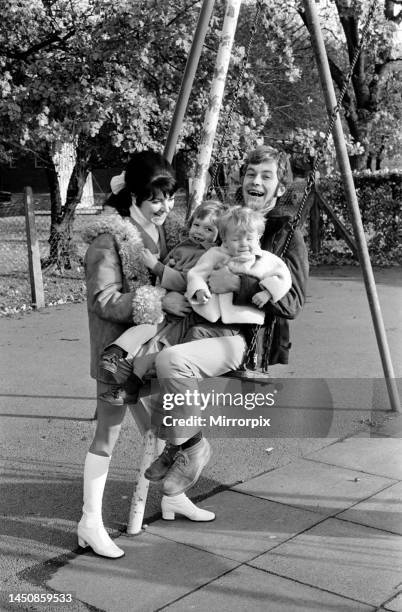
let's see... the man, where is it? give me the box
[149,145,309,500]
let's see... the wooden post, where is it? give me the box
[303,0,400,413]
[164,0,216,163]
[24,187,45,309]
[188,0,242,214]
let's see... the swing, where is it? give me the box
[126,0,382,535]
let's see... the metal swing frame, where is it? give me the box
[162,0,400,411]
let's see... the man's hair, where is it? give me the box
[218,206,265,241]
[242,145,293,190]
[188,199,225,229]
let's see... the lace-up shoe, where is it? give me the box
[163,439,211,496]
[144,442,179,482]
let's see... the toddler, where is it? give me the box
[98,200,224,404]
[186,206,292,325]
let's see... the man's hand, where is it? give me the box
[208,266,241,294]
[252,289,271,309]
[194,288,211,304]
[142,248,159,269]
[162,291,192,317]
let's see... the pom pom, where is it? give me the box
[132,286,166,325]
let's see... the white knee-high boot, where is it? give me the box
[77,452,124,559]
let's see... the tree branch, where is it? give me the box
[6,29,76,63]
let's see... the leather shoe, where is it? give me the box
[163,439,211,496]
[98,346,133,385]
[144,442,178,482]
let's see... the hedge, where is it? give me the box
[311,170,402,266]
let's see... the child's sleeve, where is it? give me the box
[185,248,219,302]
[256,252,292,303]
[152,244,187,293]
[160,266,188,292]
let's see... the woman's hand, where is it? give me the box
[142,248,159,269]
[208,266,241,294]
[162,291,192,317]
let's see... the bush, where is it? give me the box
[314,170,402,266]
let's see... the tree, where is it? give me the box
[251,0,402,169]
[0,0,269,268]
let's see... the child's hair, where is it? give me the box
[187,199,225,229]
[218,206,265,241]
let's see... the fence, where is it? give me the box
[0,191,100,315]
[0,189,188,316]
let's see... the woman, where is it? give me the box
[78,151,213,561]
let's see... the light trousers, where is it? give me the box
[154,334,247,442]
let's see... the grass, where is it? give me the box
[0,214,91,316]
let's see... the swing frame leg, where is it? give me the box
[126,430,164,535]
[303,0,400,412]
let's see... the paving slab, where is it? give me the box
[249,517,402,608]
[373,414,402,439]
[305,437,402,479]
[232,458,394,517]
[383,592,402,611]
[47,531,238,612]
[338,481,402,535]
[147,490,324,562]
[162,564,375,612]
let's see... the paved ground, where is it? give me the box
[0,266,401,612]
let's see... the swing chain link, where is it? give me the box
[207,0,265,197]
[282,0,377,255]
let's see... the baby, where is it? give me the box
[98,200,224,405]
[186,206,292,325]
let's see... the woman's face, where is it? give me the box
[138,189,175,226]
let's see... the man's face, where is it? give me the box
[242,159,285,213]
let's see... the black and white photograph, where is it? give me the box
[1,0,401,610]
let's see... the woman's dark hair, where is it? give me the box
[106,151,178,217]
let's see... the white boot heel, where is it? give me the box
[161,494,215,522]
[162,510,176,520]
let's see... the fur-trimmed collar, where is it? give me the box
[82,211,185,293]
[82,213,152,292]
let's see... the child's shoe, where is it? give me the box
[98,345,133,385]
[99,374,143,407]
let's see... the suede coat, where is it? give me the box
[83,211,182,380]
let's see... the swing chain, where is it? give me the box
[207,0,265,197]
[283,0,377,255]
